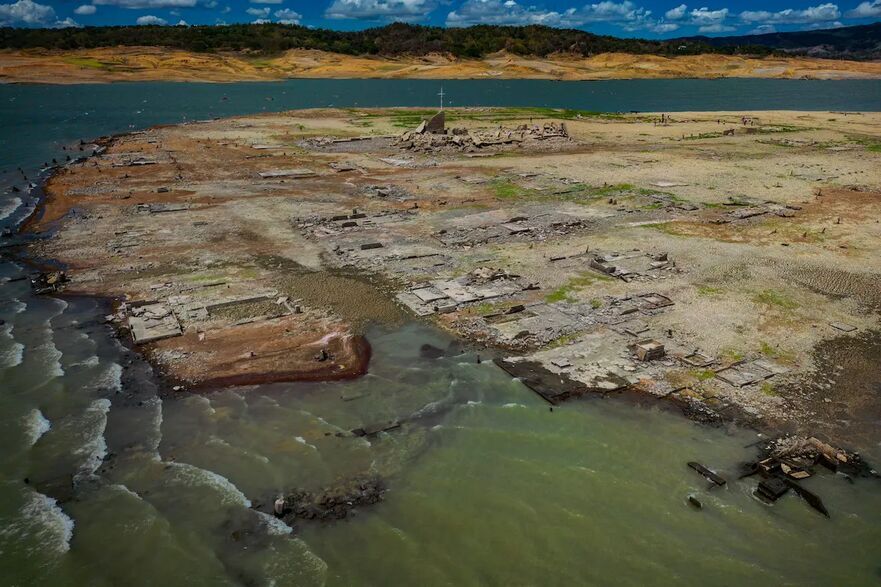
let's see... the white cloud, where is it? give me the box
[648,21,679,32]
[246,6,269,16]
[697,22,735,32]
[252,17,270,23]
[176,18,188,24]
[446,0,575,26]
[0,0,55,25]
[689,6,728,25]
[846,0,881,17]
[664,3,687,19]
[740,3,840,24]
[55,16,81,27]
[326,0,439,21]
[250,0,283,3]
[93,0,197,9]
[274,7,301,23]
[748,23,776,33]
[447,0,664,28]
[804,18,843,27]
[74,4,96,14]
[135,14,167,24]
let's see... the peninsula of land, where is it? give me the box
[4,47,881,84]
[25,106,881,449]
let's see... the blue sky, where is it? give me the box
[1,0,880,38]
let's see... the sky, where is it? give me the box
[1,0,880,38]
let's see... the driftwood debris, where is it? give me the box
[688,461,727,486]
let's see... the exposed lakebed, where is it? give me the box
[1,81,880,585]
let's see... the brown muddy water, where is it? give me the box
[255,254,406,330]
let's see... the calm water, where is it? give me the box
[1,80,880,586]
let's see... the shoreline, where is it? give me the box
[3,47,881,84]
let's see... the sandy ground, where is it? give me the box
[3,47,881,83]
[28,107,881,446]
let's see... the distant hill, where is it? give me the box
[1,22,879,60]
[677,22,881,60]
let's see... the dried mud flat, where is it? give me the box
[26,107,881,447]
[3,47,881,83]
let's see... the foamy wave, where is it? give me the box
[502,403,526,409]
[73,399,111,479]
[255,511,293,536]
[297,410,346,435]
[145,397,163,455]
[72,355,100,368]
[0,323,24,368]
[108,484,142,500]
[48,298,69,313]
[410,390,455,420]
[207,436,271,463]
[166,462,251,507]
[0,489,75,554]
[93,362,122,393]
[3,299,27,314]
[294,436,317,451]
[0,196,22,221]
[23,409,51,447]
[187,395,216,415]
[34,339,64,378]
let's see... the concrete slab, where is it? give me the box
[411,287,448,303]
[129,303,182,344]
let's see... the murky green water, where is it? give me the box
[1,81,880,585]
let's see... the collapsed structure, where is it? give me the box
[396,111,571,153]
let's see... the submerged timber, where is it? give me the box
[26,107,881,448]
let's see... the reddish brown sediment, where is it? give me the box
[3,47,881,84]
[150,321,372,389]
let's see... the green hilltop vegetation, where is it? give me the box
[0,22,779,57]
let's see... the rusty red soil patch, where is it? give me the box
[148,315,371,390]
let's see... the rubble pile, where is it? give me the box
[396,121,571,153]
[265,476,386,524]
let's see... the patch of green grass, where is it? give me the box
[546,333,578,349]
[248,58,275,69]
[545,272,611,303]
[751,124,807,135]
[682,131,727,141]
[689,369,716,381]
[760,382,778,396]
[642,222,683,237]
[721,347,745,363]
[489,179,637,204]
[63,57,107,70]
[590,298,603,309]
[753,289,799,310]
[697,284,724,296]
[852,136,881,152]
[758,341,796,363]
[490,179,532,200]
